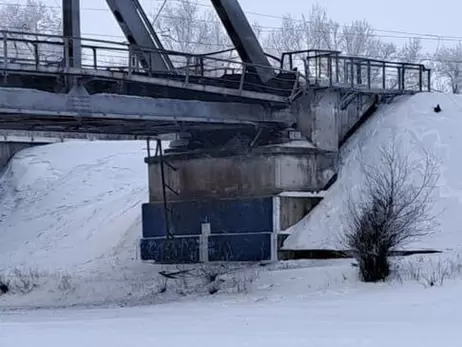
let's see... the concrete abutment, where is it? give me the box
[0,142,43,171]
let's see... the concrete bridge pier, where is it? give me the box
[140,143,337,263]
[139,88,381,264]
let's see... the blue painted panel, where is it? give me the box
[208,198,273,234]
[142,197,273,238]
[208,233,272,262]
[140,237,200,263]
[170,201,205,235]
[142,202,208,237]
[142,203,165,238]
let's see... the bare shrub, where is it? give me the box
[0,275,9,295]
[397,255,462,287]
[197,264,227,295]
[200,264,228,284]
[197,264,260,294]
[152,263,260,296]
[156,276,168,294]
[343,140,439,282]
[56,273,74,292]
[0,268,77,295]
[8,268,41,294]
[229,266,260,293]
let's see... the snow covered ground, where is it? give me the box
[285,92,462,252]
[1,257,461,347]
[0,140,149,270]
[0,140,160,308]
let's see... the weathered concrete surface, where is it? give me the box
[0,87,293,125]
[280,90,378,151]
[277,196,321,231]
[337,92,377,141]
[0,142,41,170]
[146,145,337,202]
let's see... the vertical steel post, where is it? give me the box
[367,60,371,90]
[382,63,386,90]
[2,31,7,70]
[427,69,431,92]
[62,0,81,69]
[419,65,423,92]
[158,139,173,239]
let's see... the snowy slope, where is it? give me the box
[284,92,462,251]
[0,140,152,271]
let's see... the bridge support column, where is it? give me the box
[140,145,337,263]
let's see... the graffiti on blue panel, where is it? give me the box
[140,237,200,263]
[208,233,271,262]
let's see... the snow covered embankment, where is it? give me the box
[285,92,462,253]
[0,140,149,271]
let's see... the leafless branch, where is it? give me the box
[343,139,439,282]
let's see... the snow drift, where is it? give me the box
[0,140,150,271]
[284,92,462,252]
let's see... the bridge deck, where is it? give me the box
[0,87,293,136]
[0,30,302,104]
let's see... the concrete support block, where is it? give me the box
[289,91,339,151]
[146,145,337,202]
[288,90,378,151]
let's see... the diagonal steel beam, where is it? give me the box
[105,0,173,72]
[210,0,275,83]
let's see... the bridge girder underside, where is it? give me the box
[0,113,265,136]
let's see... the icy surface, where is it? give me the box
[285,93,462,251]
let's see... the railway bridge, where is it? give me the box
[0,0,431,263]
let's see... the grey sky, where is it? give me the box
[8,0,462,51]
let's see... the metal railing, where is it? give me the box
[0,30,303,99]
[281,49,431,93]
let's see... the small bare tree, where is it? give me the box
[343,140,439,282]
[152,0,244,75]
[433,43,462,94]
[0,0,62,63]
[264,5,342,60]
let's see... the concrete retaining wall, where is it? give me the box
[0,142,41,170]
[277,196,321,231]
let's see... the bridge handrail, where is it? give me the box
[280,48,431,93]
[0,30,302,99]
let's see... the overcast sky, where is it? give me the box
[8,0,462,51]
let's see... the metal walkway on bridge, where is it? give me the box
[0,31,431,137]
